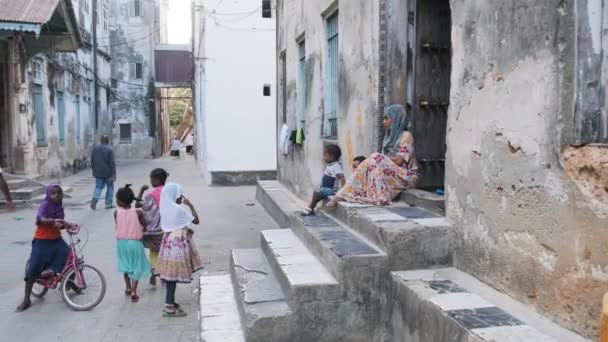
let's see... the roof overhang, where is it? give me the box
[0,0,82,53]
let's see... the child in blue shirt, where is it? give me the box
[302,144,345,216]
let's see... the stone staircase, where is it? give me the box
[0,174,72,207]
[198,180,588,342]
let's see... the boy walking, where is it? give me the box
[302,144,345,216]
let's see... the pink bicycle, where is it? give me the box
[25,224,106,311]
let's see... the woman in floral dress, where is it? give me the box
[327,104,418,206]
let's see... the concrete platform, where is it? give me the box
[334,202,454,271]
[261,229,341,304]
[390,268,588,342]
[230,249,295,342]
[199,274,245,342]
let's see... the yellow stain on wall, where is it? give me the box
[356,105,364,130]
[345,130,353,173]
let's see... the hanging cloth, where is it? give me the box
[295,128,304,145]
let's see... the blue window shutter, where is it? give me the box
[298,40,306,127]
[325,13,339,138]
[75,96,81,145]
[57,92,66,145]
[33,85,46,146]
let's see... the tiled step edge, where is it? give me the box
[199,274,245,342]
[291,211,387,282]
[230,249,295,342]
[390,268,588,342]
[260,229,341,305]
[256,181,303,228]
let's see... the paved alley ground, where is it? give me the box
[0,157,277,341]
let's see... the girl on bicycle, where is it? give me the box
[114,184,151,303]
[17,184,71,312]
[135,168,168,286]
[157,182,203,317]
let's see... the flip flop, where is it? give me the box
[131,294,139,303]
[125,289,131,295]
[162,308,187,317]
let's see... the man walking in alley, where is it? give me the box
[90,135,116,210]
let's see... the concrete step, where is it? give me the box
[261,229,341,304]
[199,274,246,342]
[6,178,27,189]
[390,268,588,342]
[291,211,387,283]
[256,180,388,281]
[333,201,454,271]
[10,186,45,200]
[256,180,303,228]
[397,188,445,215]
[230,249,295,342]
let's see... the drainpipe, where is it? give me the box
[377,0,388,152]
[92,0,99,136]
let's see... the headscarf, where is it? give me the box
[37,184,64,221]
[159,182,194,233]
[382,104,411,157]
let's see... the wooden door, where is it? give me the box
[410,0,451,189]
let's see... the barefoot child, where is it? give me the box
[17,185,71,312]
[114,184,151,303]
[157,182,203,317]
[301,144,345,216]
[135,168,168,285]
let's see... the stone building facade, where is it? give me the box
[109,0,168,159]
[277,0,608,338]
[0,0,111,178]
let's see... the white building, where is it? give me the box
[193,0,277,185]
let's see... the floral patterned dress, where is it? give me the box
[337,131,418,205]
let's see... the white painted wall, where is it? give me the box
[195,0,277,181]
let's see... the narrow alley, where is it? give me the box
[0,156,276,341]
[3,0,608,341]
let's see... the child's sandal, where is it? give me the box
[131,294,139,302]
[162,308,187,317]
[125,289,131,296]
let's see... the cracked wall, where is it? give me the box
[447,0,607,338]
[109,0,157,159]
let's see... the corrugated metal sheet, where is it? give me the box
[0,0,60,24]
[155,50,193,84]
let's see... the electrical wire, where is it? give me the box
[96,29,160,48]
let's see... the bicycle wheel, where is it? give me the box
[25,260,48,298]
[60,264,106,311]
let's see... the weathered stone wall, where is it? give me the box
[447,0,607,337]
[109,0,157,159]
[14,55,94,178]
[276,0,381,199]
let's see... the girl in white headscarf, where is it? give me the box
[156,182,203,317]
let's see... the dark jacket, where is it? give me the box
[91,144,115,179]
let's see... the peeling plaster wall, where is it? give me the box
[9,0,114,178]
[15,55,93,178]
[109,0,157,159]
[276,0,380,199]
[447,1,606,338]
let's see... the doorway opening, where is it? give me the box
[407,0,451,192]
